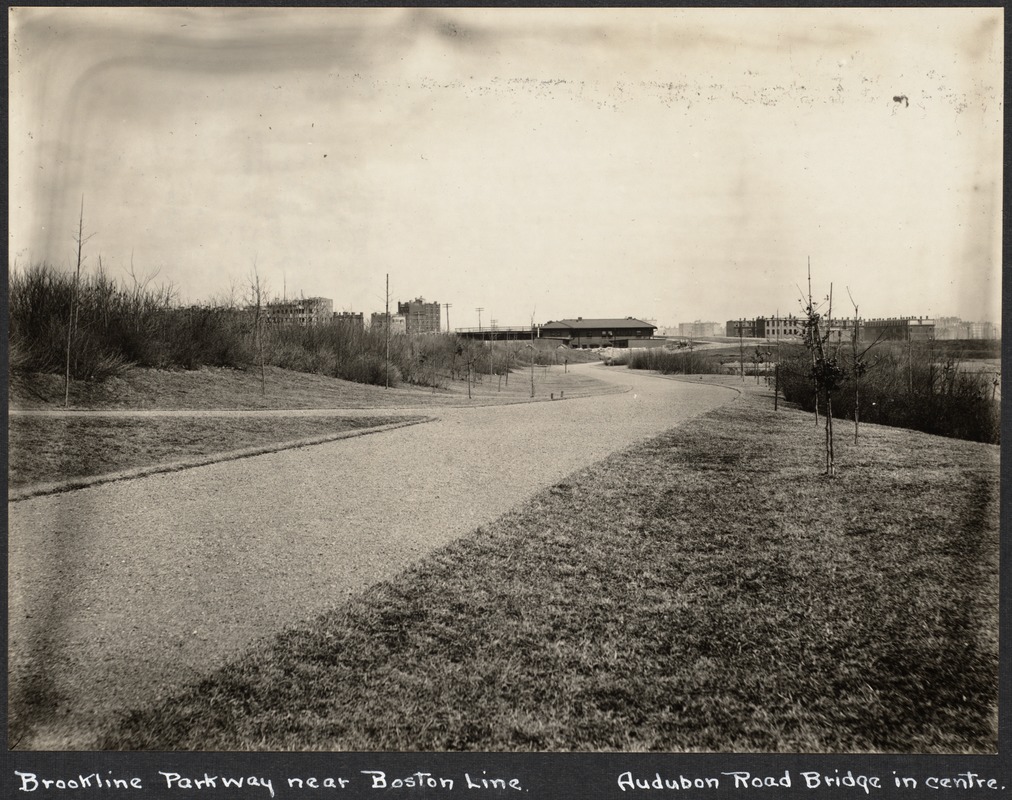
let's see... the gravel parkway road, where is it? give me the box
[8,364,737,750]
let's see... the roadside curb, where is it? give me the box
[8,417,435,503]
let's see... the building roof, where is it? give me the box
[542,318,657,330]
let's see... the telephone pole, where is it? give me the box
[385,273,390,389]
[530,316,535,398]
[738,317,745,382]
[774,309,780,411]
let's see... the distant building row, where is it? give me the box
[264,296,442,335]
[934,317,1001,340]
[721,315,1002,343]
[727,315,867,341]
[676,321,725,338]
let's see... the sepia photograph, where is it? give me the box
[6,4,1004,783]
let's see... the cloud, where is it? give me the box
[9,8,1002,323]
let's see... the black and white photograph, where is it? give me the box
[5,5,1006,793]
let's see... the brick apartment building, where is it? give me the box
[678,321,723,338]
[370,312,407,334]
[397,297,441,335]
[333,311,364,330]
[727,315,935,343]
[266,297,334,326]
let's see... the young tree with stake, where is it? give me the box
[801,268,845,477]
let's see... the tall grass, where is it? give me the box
[778,341,999,444]
[9,264,251,378]
[628,348,724,375]
[8,263,558,390]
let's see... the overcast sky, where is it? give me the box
[9,7,1003,327]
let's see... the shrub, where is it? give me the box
[7,262,611,393]
[778,342,999,444]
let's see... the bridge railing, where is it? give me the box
[454,327,541,340]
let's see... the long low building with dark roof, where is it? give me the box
[540,317,657,348]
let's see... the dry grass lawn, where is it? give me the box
[8,414,419,490]
[96,387,999,753]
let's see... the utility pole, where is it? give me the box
[774,309,780,411]
[385,273,390,389]
[738,317,745,382]
[530,316,535,398]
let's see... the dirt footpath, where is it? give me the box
[8,363,736,750]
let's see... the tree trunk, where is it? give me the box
[825,391,835,477]
[854,379,860,444]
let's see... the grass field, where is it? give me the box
[9,361,618,411]
[96,385,999,753]
[7,414,421,491]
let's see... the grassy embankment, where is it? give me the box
[97,382,999,753]
[7,415,422,491]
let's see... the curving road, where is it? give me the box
[8,364,736,750]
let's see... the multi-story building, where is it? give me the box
[678,321,723,338]
[760,315,806,339]
[729,314,942,343]
[726,315,859,342]
[861,317,935,342]
[935,317,1001,340]
[370,312,407,335]
[333,311,365,331]
[726,318,766,338]
[968,321,1001,339]
[266,297,334,326]
[397,297,441,335]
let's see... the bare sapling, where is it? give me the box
[248,261,268,396]
[503,337,511,386]
[801,269,845,476]
[847,288,864,444]
[800,267,821,426]
[385,274,390,389]
[845,286,887,445]
[751,347,764,384]
[65,197,95,407]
